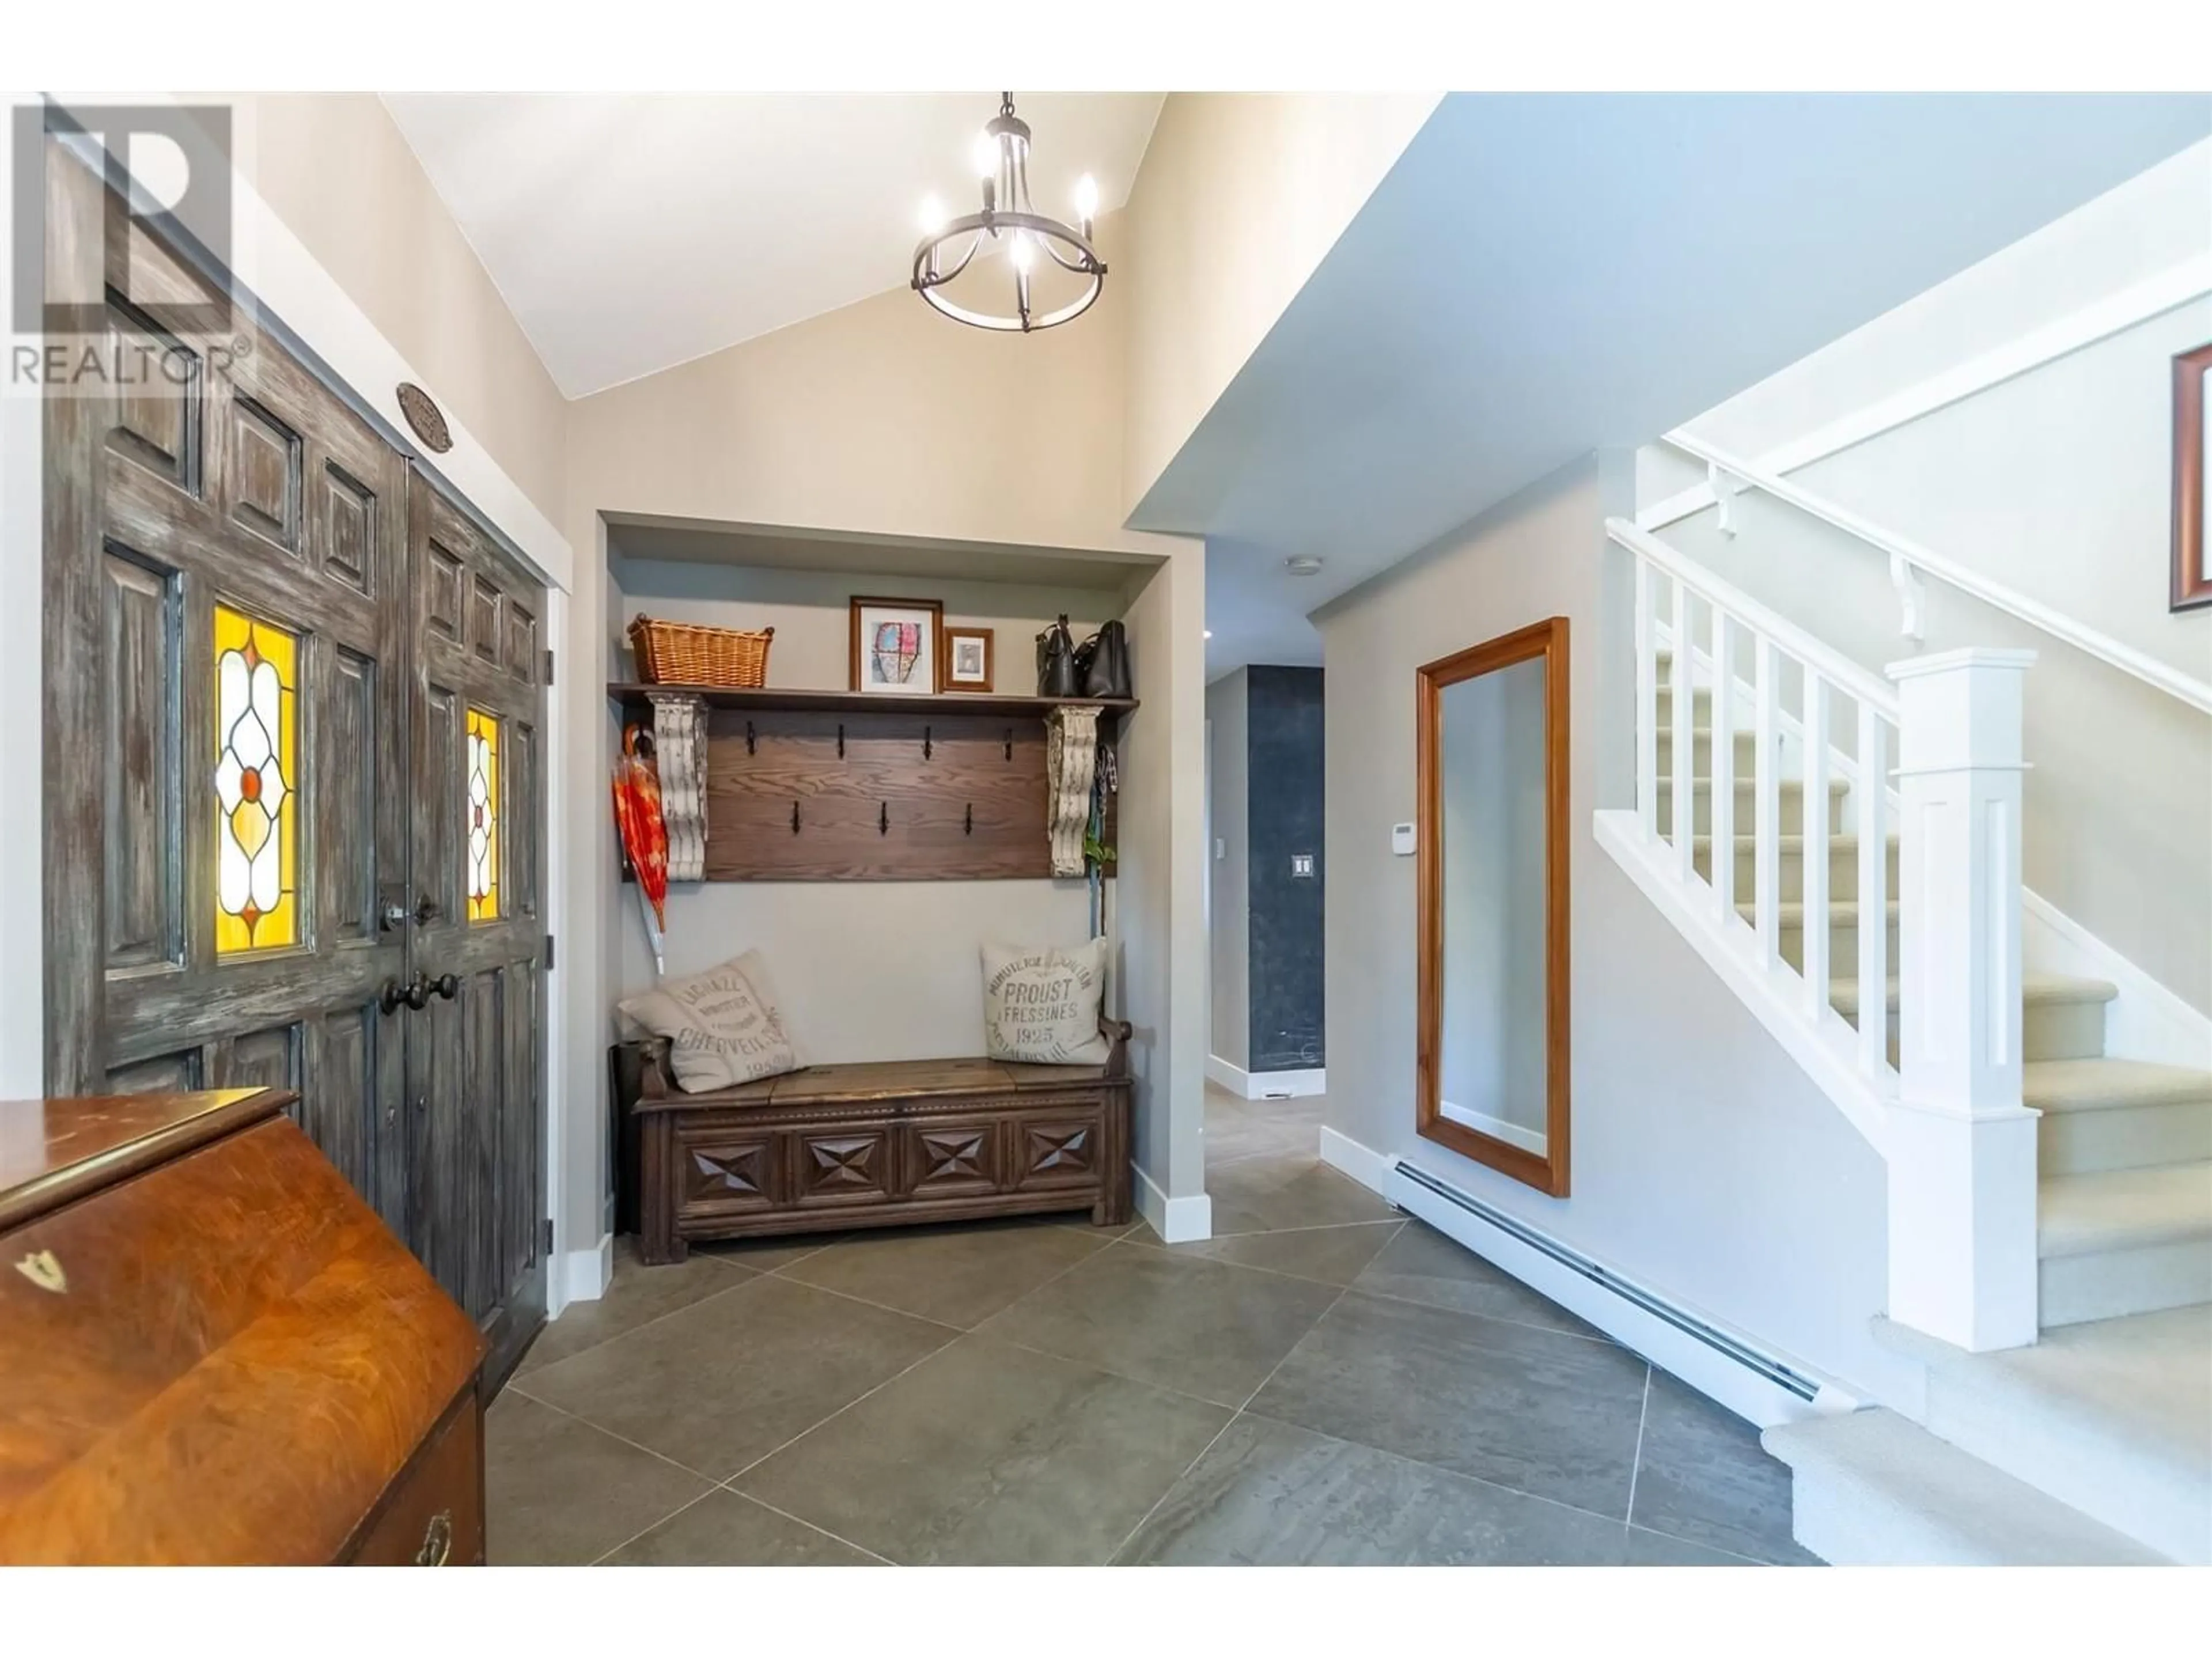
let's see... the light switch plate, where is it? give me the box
[1391,823,1416,856]
[1291,852,1315,878]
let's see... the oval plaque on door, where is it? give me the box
[396,382,453,454]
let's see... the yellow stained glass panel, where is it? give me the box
[467,707,501,922]
[213,603,298,953]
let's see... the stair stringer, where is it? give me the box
[1594,808,1890,1153]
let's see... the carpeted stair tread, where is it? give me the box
[1762,1407,2163,1565]
[2039,1162,2212,1259]
[2025,1058,2212,1115]
[1828,971,2118,1018]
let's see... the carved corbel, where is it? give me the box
[646,692,708,881]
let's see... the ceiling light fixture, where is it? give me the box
[1285,556,1325,576]
[912,93,1107,334]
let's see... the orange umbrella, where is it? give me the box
[612,724,670,972]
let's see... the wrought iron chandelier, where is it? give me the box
[911,93,1107,333]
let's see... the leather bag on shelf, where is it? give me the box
[1037,614,1080,697]
[1076,619,1131,700]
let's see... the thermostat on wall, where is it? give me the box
[1391,823,1416,856]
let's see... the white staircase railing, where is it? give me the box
[1661,430,2212,717]
[1602,515,2044,1353]
[1626,518,1902,1100]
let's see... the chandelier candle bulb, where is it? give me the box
[1075,172,1099,226]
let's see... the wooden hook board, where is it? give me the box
[700,707,1116,881]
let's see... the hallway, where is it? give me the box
[486,1086,1812,1566]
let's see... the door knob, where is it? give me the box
[402,974,431,1011]
[427,973,459,1002]
[412,893,442,925]
[378,977,411,1016]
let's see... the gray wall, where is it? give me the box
[1245,666,1326,1070]
[1206,670,1251,1070]
[1318,453,1907,1401]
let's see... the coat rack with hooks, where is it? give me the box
[611,686,1128,883]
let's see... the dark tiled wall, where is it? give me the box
[1245,666,1325,1070]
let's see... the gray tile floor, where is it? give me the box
[487,1086,1816,1566]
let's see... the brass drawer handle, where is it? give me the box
[415,1509,453,1566]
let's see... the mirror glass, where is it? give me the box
[1416,619,1569,1195]
[1437,656,1551,1160]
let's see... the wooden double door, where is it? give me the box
[38,140,548,1380]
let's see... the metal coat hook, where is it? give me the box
[745,721,756,756]
[923,726,933,760]
[879,801,889,836]
[791,801,801,834]
[1003,729,1013,761]
[836,723,844,758]
[964,804,974,835]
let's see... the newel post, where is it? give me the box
[1884,647,2040,1351]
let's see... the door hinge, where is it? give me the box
[543,933,555,970]
[543,647,555,686]
[543,1217,554,1254]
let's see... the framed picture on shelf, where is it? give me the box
[2174,340,2211,612]
[849,596,943,694]
[942,625,995,692]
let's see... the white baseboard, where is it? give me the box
[1319,1124,1397,1193]
[1440,1100,1548,1157]
[2024,889,2212,1070]
[1135,1162,1214,1244]
[1207,1054,1327,1099]
[1320,1123,1856,1430]
[553,1232,615,1312]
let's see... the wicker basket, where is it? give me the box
[628,614,774,688]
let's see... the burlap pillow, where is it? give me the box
[617,950,802,1093]
[981,939,1110,1065]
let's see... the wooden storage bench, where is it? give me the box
[619,1021,1134,1265]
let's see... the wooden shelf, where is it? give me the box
[607,683,1139,724]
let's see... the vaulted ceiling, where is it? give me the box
[381,92,1165,397]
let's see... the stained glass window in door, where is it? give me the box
[214,603,299,953]
[467,707,501,921]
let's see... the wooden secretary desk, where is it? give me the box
[0,1088,486,1565]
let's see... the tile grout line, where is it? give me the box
[1225,1394,1732,1553]
[710,1487,899,1567]
[513,1259,763,1384]
[1102,1278,1359,1566]
[714,1227,1120,1503]
[1121,1225,1624,1350]
[1623,1365,1654,1526]
[586,1484,727,1567]
[499,1381,733,1486]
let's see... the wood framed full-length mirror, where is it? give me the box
[1415,618,1571,1196]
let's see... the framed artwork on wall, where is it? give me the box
[850,596,943,694]
[942,625,995,692]
[2175,340,2211,613]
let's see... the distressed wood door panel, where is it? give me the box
[406,476,547,1385]
[40,142,410,1239]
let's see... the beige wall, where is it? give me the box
[1319,453,1910,1401]
[570,214,1167,560]
[1120,93,1440,517]
[559,231,1209,1245]
[609,558,1121,1058]
[215,94,570,529]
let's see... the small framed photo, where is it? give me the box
[849,597,942,694]
[2173,341,2211,612]
[942,625,995,692]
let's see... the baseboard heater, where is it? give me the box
[1392,1161,1820,1402]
